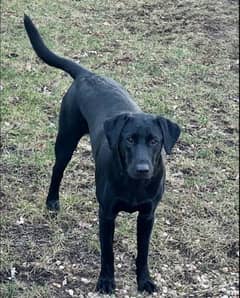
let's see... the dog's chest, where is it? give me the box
[115,198,153,214]
[115,188,154,214]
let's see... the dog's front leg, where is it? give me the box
[136,214,157,293]
[96,213,116,294]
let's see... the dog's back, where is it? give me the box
[24,14,140,152]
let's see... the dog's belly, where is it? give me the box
[115,199,153,214]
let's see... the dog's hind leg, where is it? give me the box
[46,96,89,212]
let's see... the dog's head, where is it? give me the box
[104,112,181,179]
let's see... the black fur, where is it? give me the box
[24,15,181,294]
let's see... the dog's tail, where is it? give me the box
[24,14,90,79]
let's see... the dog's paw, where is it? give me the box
[96,277,115,294]
[46,200,60,212]
[137,278,157,294]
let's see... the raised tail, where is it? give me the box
[24,14,90,79]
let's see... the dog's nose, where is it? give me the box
[136,163,150,173]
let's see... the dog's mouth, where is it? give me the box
[127,171,153,180]
[126,162,154,180]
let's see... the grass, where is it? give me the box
[1,0,239,297]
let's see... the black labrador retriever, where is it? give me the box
[24,15,181,294]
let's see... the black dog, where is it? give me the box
[24,15,180,294]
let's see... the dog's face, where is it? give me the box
[104,113,181,180]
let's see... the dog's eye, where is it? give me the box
[149,138,159,146]
[126,136,134,144]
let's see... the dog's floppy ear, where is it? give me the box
[157,116,181,155]
[104,113,131,149]
[104,113,131,174]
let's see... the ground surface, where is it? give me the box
[0,0,239,297]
